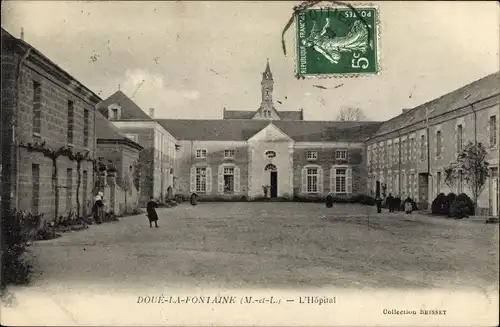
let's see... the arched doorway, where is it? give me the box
[166,186,173,200]
[265,164,278,198]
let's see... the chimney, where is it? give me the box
[20,27,24,40]
[149,108,155,117]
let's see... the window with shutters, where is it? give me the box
[82,108,89,148]
[335,168,346,193]
[306,168,318,193]
[456,124,463,153]
[490,116,497,147]
[436,171,441,194]
[67,100,74,145]
[436,131,442,157]
[32,164,40,214]
[196,167,207,192]
[67,168,73,212]
[196,149,207,158]
[33,81,42,136]
[223,167,234,193]
[410,138,415,160]
[387,144,392,167]
[420,135,426,159]
[393,142,399,165]
[402,140,407,163]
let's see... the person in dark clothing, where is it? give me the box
[93,192,104,224]
[394,195,401,212]
[146,197,159,228]
[387,193,395,212]
[375,195,382,213]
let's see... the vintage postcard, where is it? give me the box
[1,1,499,326]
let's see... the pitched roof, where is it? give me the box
[374,71,500,137]
[156,119,383,142]
[97,91,152,120]
[1,28,102,105]
[223,110,255,119]
[95,112,143,150]
[279,111,303,120]
[223,109,303,120]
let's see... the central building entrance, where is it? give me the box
[265,163,278,198]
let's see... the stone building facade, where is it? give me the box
[96,112,143,213]
[97,92,178,204]
[366,72,499,215]
[1,28,101,220]
[101,61,381,201]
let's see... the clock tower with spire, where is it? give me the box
[253,59,280,120]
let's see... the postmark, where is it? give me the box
[295,3,380,78]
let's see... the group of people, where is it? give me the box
[375,193,414,214]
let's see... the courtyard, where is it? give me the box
[2,202,499,325]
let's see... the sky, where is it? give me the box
[1,1,499,121]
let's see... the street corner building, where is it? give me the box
[1,28,102,220]
[98,60,382,202]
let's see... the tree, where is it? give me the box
[444,142,489,212]
[336,108,367,121]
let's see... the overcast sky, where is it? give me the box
[2,1,499,121]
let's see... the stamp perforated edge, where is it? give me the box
[293,2,381,79]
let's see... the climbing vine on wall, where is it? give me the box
[19,140,94,219]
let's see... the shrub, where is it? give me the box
[431,193,447,215]
[444,193,456,213]
[456,193,475,215]
[359,195,376,206]
[2,211,42,288]
[449,200,469,218]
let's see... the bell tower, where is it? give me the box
[261,58,273,105]
[254,59,279,120]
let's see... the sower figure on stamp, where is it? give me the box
[146,197,159,228]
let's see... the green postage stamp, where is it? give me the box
[296,4,380,78]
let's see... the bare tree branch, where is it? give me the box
[336,108,368,121]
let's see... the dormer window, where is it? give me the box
[108,104,121,120]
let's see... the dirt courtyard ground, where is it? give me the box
[2,202,499,325]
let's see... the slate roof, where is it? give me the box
[156,119,383,142]
[223,109,304,120]
[97,91,152,120]
[95,112,143,150]
[374,71,500,137]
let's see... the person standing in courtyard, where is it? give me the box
[387,193,395,212]
[93,192,104,224]
[147,196,159,228]
[375,194,382,213]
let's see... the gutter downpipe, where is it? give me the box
[14,47,32,209]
